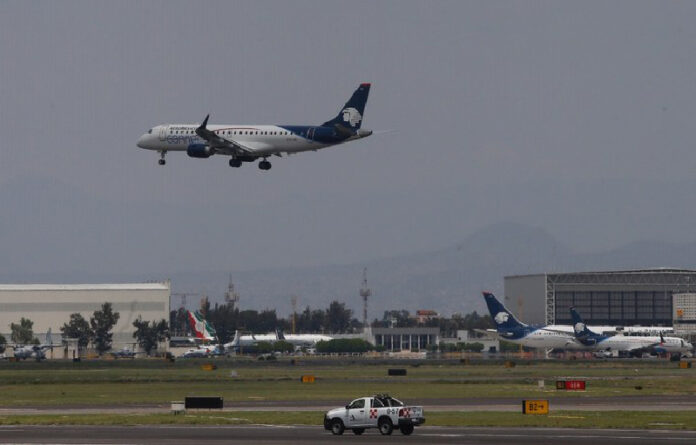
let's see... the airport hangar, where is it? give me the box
[505,269,696,338]
[0,282,170,356]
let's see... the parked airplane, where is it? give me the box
[137,83,372,170]
[277,330,333,348]
[12,329,53,361]
[224,330,277,352]
[483,292,581,350]
[570,307,692,356]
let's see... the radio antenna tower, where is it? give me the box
[224,274,240,311]
[360,268,371,329]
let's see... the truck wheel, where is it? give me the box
[330,419,345,435]
[378,417,393,435]
[401,424,414,435]
[352,428,365,435]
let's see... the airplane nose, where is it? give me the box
[137,134,148,149]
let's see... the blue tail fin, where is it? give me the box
[570,307,602,343]
[482,292,526,331]
[322,83,371,130]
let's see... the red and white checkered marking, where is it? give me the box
[401,408,411,418]
[369,409,378,419]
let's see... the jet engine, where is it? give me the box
[187,144,215,158]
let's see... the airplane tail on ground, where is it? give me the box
[322,83,371,130]
[570,307,603,345]
[187,310,216,341]
[482,291,527,332]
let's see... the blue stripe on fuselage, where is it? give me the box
[499,325,540,340]
[279,125,351,144]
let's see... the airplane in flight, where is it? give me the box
[136,83,372,170]
[482,292,581,350]
[570,307,692,357]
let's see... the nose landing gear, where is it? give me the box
[158,150,167,166]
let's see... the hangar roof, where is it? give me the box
[0,282,170,291]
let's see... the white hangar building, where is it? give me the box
[0,282,170,351]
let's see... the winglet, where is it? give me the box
[199,114,210,130]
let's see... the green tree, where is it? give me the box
[60,313,92,348]
[0,334,6,354]
[206,303,236,344]
[326,301,352,333]
[316,338,374,353]
[10,317,36,344]
[132,317,169,355]
[272,340,295,353]
[90,302,120,355]
[255,341,273,354]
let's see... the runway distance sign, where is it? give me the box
[556,380,586,390]
[522,400,549,415]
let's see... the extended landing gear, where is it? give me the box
[158,150,167,166]
[229,158,242,168]
[258,159,272,170]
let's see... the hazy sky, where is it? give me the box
[2,1,696,278]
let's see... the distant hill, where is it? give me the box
[161,222,696,317]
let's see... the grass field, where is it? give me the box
[1,357,695,432]
[1,358,694,407]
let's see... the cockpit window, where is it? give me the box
[148,129,152,134]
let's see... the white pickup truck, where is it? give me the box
[323,394,425,436]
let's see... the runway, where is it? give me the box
[1,425,695,444]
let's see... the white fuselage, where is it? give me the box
[137,124,354,156]
[501,328,583,350]
[585,334,692,354]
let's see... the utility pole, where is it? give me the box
[290,295,298,334]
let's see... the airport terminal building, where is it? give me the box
[0,282,170,355]
[504,269,696,328]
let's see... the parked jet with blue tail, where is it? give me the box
[482,292,581,350]
[137,83,372,170]
[570,307,692,356]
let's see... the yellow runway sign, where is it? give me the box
[522,399,549,414]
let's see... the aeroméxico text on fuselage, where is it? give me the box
[136,83,373,170]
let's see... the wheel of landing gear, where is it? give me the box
[258,160,272,170]
[229,159,242,168]
[158,159,166,165]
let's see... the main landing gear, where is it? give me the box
[158,150,167,166]
[258,159,272,170]
[229,158,242,168]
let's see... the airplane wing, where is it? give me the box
[195,115,255,156]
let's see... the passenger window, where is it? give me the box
[372,399,384,408]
